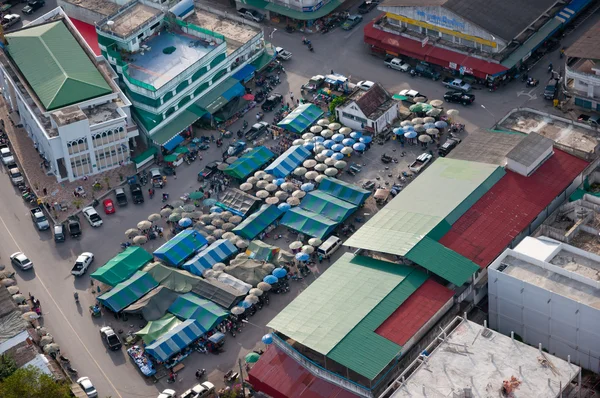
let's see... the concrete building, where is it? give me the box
[335,83,398,134]
[234,0,344,25]
[0,7,139,182]
[382,316,581,398]
[488,236,600,373]
[96,1,269,149]
[366,0,596,81]
[565,19,600,111]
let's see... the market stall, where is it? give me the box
[181,239,238,276]
[264,145,312,178]
[123,286,179,321]
[127,345,156,376]
[318,176,371,206]
[280,207,338,239]
[136,314,182,345]
[232,204,284,240]
[216,188,261,217]
[168,293,228,332]
[215,273,252,294]
[145,319,205,362]
[300,191,357,223]
[153,230,208,267]
[97,271,159,313]
[277,103,324,134]
[191,277,246,309]
[224,258,275,287]
[142,262,202,293]
[224,146,275,180]
[91,247,153,286]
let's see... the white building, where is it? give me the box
[565,20,600,112]
[335,83,398,134]
[0,7,138,182]
[488,236,600,373]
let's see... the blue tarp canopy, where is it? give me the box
[232,204,284,240]
[168,292,229,332]
[277,103,324,134]
[145,319,204,362]
[153,230,208,267]
[181,239,238,276]
[280,207,338,239]
[222,82,246,101]
[232,64,256,82]
[97,271,159,313]
[163,134,184,152]
[300,191,357,223]
[318,176,371,206]
[264,145,312,178]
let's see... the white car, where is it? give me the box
[398,89,426,103]
[10,252,33,270]
[71,252,94,276]
[356,80,375,91]
[180,382,214,398]
[2,14,21,29]
[77,377,98,398]
[275,46,292,60]
[157,389,176,398]
[82,206,103,227]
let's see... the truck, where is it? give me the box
[197,161,221,182]
[245,121,269,141]
[544,78,559,100]
[8,165,23,185]
[1,14,20,29]
[30,207,49,231]
[0,144,14,165]
[237,8,264,22]
[442,78,471,92]
[384,57,410,72]
[100,326,122,351]
[71,252,93,276]
[130,183,144,204]
[408,153,433,173]
[301,75,325,93]
[275,47,292,61]
[115,188,128,206]
[67,215,81,238]
[358,0,378,14]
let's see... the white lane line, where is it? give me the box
[0,213,123,398]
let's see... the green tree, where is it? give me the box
[0,354,17,380]
[0,366,71,398]
[328,96,346,120]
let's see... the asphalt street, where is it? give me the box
[0,4,597,398]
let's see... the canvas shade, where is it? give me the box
[145,319,205,362]
[224,146,275,180]
[97,271,159,313]
[318,176,371,206]
[246,240,280,262]
[225,258,275,287]
[300,191,357,223]
[280,207,338,239]
[142,262,202,293]
[135,314,182,345]
[216,189,261,217]
[91,247,153,286]
[264,145,312,178]
[277,103,324,134]
[191,277,246,309]
[232,204,284,240]
[181,239,238,276]
[123,286,179,321]
[153,230,208,267]
[168,292,229,331]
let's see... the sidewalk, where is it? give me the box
[0,99,135,223]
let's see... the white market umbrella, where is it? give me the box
[423,116,436,124]
[315,175,326,183]
[293,139,305,146]
[275,191,289,200]
[412,117,424,124]
[310,125,323,133]
[317,118,330,126]
[281,182,294,192]
[125,228,139,238]
[334,160,347,169]
[419,135,432,143]
[325,167,338,176]
[265,183,278,192]
[305,171,319,180]
[315,154,327,162]
[137,220,152,230]
[148,213,161,222]
[262,174,275,182]
[256,180,268,189]
[314,163,327,172]
[292,190,306,199]
[338,127,352,135]
[265,197,280,205]
[133,236,148,245]
[320,129,333,138]
[341,147,353,155]
[289,241,303,250]
[303,159,317,168]
[159,208,173,217]
[324,158,336,166]
[226,156,238,164]
[308,238,322,246]
[302,133,314,140]
[287,197,300,206]
[240,182,253,191]
[447,109,459,117]
[254,170,267,179]
[256,190,270,199]
[294,167,307,176]
[328,122,341,131]
[430,99,444,108]
[414,96,427,103]
[301,245,314,254]
[247,176,259,184]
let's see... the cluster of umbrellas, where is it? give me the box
[194,208,246,244]
[230,281,272,316]
[288,238,321,263]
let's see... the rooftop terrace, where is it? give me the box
[188,9,261,54]
[61,0,119,17]
[99,2,160,38]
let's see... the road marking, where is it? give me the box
[0,213,123,398]
[516,88,538,100]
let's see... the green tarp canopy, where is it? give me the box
[142,262,202,293]
[135,314,182,345]
[300,191,357,223]
[224,146,275,180]
[168,292,229,332]
[318,177,371,206]
[97,271,159,313]
[123,286,179,321]
[91,247,153,286]
[280,207,338,239]
[232,204,284,239]
[277,103,324,134]
[246,240,280,262]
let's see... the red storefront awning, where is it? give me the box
[364,22,508,79]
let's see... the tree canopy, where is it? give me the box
[0,366,71,398]
[0,354,17,381]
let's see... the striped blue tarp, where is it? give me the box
[181,239,237,276]
[264,145,312,178]
[153,229,208,267]
[145,319,204,361]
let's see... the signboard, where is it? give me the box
[303,1,323,12]
[421,36,429,48]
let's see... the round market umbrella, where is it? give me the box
[414,125,426,133]
[332,133,344,142]
[414,96,427,103]
[341,147,353,155]
[169,213,182,222]
[256,190,270,199]
[240,300,252,309]
[308,238,322,246]
[447,109,459,116]
[172,207,183,214]
[404,131,417,139]
[2,279,16,287]
[328,122,341,131]
[203,198,217,206]
[360,136,372,144]
[265,197,279,205]
[256,180,268,189]
[324,157,336,166]
[303,159,317,168]
[419,135,432,143]
[213,263,226,272]
[430,99,444,108]
[12,294,25,304]
[314,163,327,172]
[220,211,232,220]
[265,183,278,192]
[182,212,194,220]
[247,176,259,184]
[310,125,323,133]
[325,167,338,176]
[245,352,260,364]
[401,120,413,127]
[213,229,225,238]
[293,139,305,146]
[301,245,314,254]
[303,142,315,151]
[302,132,314,140]
[332,152,345,160]
[334,160,347,169]
[231,306,245,315]
[206,236,216,244]
[412,117,424,124]
[23,312,40,322]
[423,117,436,124]
[137,220,152,230]
[275,191,289,200]
[182,204,195,212]
[222,232,236,240]
[226,156,238,165]
[189,191,204,200]
[353,143,366,151]
[255,170,267,179]
[287,197,300,206]
[435,121,448,129]
[289,241,303,250]
[427,128,440,136]
[230,216,242,224]
[204,269,215,278]
[317,118,330,126]
[339,127,352,135]
[250,288,263,296]
[294,167,307,176]
[159,208,173,217]
[281,182,294,192]
[350,131,362,140]
[264,275,278,284]
[236,239,249,249]
[211,219,224,227]
[205,225,216,232]
[313,136,325,143]
[274,178,285,186]
[200,214,212,223]
[133,235,148,245]
[240,182,253,191]
[245,294,259,304]
[321,129,333,138]
[295,252,309,262]
[305,171,318,180]
[40,335,54,346]
[293,190,306,198]
[342,138,355,146]
[258,282,272,291]
[179,218,193,227]
[7,286,19,295]
[301,183,314,192]
[315,153,327,162]
[210,208,223,215]
[148,213,161,222]
[217,163,229,171]
[272,268,287,278]
[171,200,184,208]
[423,123,436,129]
[125,228,139,238]
[189,211,202,219]
[315,175,326,183]
[278,202,291,211]
[43,343,60,354]
[394,127,403,136]
[427,108,442,117]
[409,103,425,112]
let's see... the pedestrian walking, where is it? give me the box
[290,91,294,103]
[42,187,47,196]
[173,170,177,180]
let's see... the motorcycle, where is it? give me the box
[120,242,131,250]
[162,193,169,202]
[195,369,206,379]
[216,138,223,147]
[66,365,78,375]
[410,69,416,77]
[148,189,154,199]
[308,43,314,52]
[526,77,539,87]
[242,120,248,129]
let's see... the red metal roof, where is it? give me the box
[375,279,453,347]
[248,345,359,398]
[364,21,508,78]
[69,18,101,56]
[440,149,588,268]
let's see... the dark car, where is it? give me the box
[261,93,283,112]
[358,0,378,14]
[444,90,475,105]
[54,224,65,243]
[439,137,462,157]
[115,188,128,206]
[245,121,269,141]
[197,161,221,181]
[543,78,559,100]
[414,63,441,80]
[67,216,81,238]
[100,326,122,351]
[130,183,144,204]
[578,113,600,127]
[22,0,44,14]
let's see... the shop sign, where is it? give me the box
[449,62,457,70]
[303,1,323,12]
[415,10,466,30]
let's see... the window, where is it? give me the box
[163,91,174,103]
[341,112,367,124]
[94,143,129,170]
[150,22,160,30]
[165,107,176,118]
[441,32,453,42]
[406,23,420,33]
[425,28,439,37]
[67,138,88,155]
[481,44,494,53]
[70,154,92,177]
[461,38,475,48]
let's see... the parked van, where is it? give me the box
[9,166,23,185]
[544,78,559,100]
[317,236,342,258]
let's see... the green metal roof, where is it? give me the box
[345,158,503,257]
[501,18,562,69]
[327,269,428,380]
[150,107,206,145]
[265,0,341,20]
[6,21,112,110]
[267,254,416,356]
[195,77,239,114]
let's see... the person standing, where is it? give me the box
[290,91,294,103]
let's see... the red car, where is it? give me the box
[103,199,115,214]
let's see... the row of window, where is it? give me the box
[92,128,127,147]
[95,143,128,170]
[70,154,92,178]
[341,112,368,125]
[67,138,88,155]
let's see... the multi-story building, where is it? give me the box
[235,0,343,25]
[0,7,139,182]
[565,20,600,111]
[96,1,268,149]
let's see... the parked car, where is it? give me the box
[438,137,462,157]
[384,56,410,72]
[443,90,475,105]
[157,390,176,398]
[341,15,362,30]
[22,0,44,14]
[180,382,215,398]
[226,141,247,157]
[67,215,82,238]
[358,0,379,14]
[103,198,115,214]
[578,113,600,127]
[100,326,122,350]
[275,47,292,60]
[398,89,427,103]
[82,206,103,227]
[198,161,221,181]
[54,224,66,243]
[115,188,128,206]
[301,75,325,92]
[0,144,15,165]
[356,80,374,91]
[2,14,20,29]
[261,93,283,112]
[130,183,144,204]
[77,377,98,398]
[71,252,94,276]
[237,8,264,22]
[10,252,33,270]
[246,121,269,141]
[543,78,559,100]
[414,63,441,80]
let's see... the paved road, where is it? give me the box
[7,0,58,31]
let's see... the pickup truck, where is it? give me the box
[67,215,81,238]
[100,326,122,351]
[0,144,14,165]
[8,165,23,185]
[385,57,410,72]
[237,8,264,22]
[438,137,461,157]
[358,0,378,14]
[130,183,144,204]
[442,78,471,92]
[1,14,20,29]
[30,207,49,231]
[301,75,325,93]
[409,153,433,173]
[197,161,221,182]
[398,89,427,103]
[578,113,600,127]
[71,252,94,276]
[115,188,128,206]
[275,47,292,61]
[443,90,475,105]
[246,121,269,141]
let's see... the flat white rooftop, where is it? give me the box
[390,318,579,398]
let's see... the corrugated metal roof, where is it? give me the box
[345,158,502,256]
[267,254,413,356]
[327,269,428,380]
[440,149,588,268]
[6,21,112,110]
[375,279,453,347]
[405,237,480,286]
[505,132,553,167]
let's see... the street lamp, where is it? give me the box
[480,104,497,128]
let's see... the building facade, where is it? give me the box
[235,0,344,25]
[0,7,139,182]
[335,83,398,133]
[565,20,600,111]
